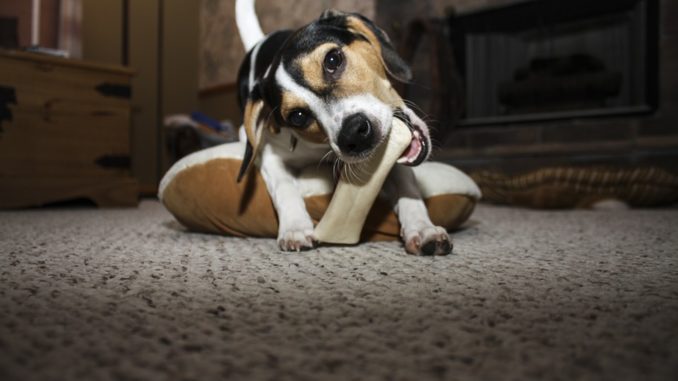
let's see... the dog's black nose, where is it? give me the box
[338,113,375,156]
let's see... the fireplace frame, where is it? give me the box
[448,0,659,127]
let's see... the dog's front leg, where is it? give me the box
[383,165,452,255]
[259,146,315,251]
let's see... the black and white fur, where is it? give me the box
[235,0,451,255]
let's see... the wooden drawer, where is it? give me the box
[0,51,138,208]
[0,53,131,108]
[1,92,131,177]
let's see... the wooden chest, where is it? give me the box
[0,50,138,208]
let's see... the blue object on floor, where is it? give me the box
[190,111,224,132]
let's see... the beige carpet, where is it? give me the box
[1,200,677,381]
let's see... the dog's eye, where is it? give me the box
[323,49,343,74]
[287,109,311,128]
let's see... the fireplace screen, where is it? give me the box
[449,0,658,126]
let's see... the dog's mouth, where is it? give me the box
[394,111,429,166]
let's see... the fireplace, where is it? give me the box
[449,0,659,126]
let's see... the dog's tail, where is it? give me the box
[236,0,265,51]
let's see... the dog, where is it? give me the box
[235,0,451,255]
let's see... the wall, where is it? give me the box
[82,0,123,64]
[82,0,200,193]
[127,0,160,193]
[160,1,200,176]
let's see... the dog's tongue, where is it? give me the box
[397,127,424,165]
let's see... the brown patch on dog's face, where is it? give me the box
[293,120,329,144]
[279,90,328,144]
[344,15,412,83]
[297,43,335,94]
[345,16,384,64]
[292,38,403,108]
[333,39,404,107]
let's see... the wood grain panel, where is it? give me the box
[0,50,138,208]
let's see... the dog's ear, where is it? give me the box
[237,85,275,182]
[345,14,412,82]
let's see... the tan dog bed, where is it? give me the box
[159,142,481,242]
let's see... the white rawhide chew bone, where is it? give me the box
[314,119,412,244]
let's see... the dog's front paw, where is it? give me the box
[402,226,452,256]
[278,228,316,252]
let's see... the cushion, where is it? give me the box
[471,166,678,209]
[159,142,481,242]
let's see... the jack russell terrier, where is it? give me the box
[235,0,451,255]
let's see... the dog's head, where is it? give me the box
[239,10,431,179]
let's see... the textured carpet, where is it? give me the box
[1,200,677,381]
